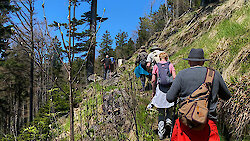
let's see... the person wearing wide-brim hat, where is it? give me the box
[146,45,164,70]
[150,45,162,52]
[166,48,231,141]
[183,48,209,62]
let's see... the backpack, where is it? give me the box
[110,57,115,64]
[157,62,173,92]
[138,52,148,68]
[179,68,215,130]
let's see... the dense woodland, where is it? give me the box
[0,0,249,140]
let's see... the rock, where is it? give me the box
[87,74,103,82]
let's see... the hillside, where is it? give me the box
[57,0,249,140]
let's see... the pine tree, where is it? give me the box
[124,38,135,59]
[99,30,113,59]
[136,17,151,49]
[0,0,15,59]
[115,31,128,59]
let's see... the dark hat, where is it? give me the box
[183,48,209,61]
[150,45,161,51]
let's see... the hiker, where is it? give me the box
[146,45,164,90]
[146,45,164,72]
[110,56,116,72]
[102,55,111,80]
[166,48,231,141]
[135,46,148,91]
[150,52,176,140]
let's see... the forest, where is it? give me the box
[0,0,249,141]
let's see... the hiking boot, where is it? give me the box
[166,118,172,127]
[158,121,165,140]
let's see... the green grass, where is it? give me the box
[170,3,250,75]
[136,96,158,140]
[217,20,246,39]
[63,117,70,132]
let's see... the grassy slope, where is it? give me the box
[170,3,249,75]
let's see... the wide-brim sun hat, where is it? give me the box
[183,48,209,61]
[150,45,161,51]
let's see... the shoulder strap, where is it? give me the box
[204,68,215,84]
[157,62,171,76]
[157,62,170,68]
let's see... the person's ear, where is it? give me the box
[201,61,205,66]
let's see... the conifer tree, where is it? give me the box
[99,30,113,58]
[86,0,97,79]
[115,31,128,59]
[136,17,151,49]
[124,38,135,59]
[0,0,15,59]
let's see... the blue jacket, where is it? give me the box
[134,64,151,78]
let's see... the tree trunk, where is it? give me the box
[17,89,21,135]
[29,0,34,123]
[86,0,97,81]
[165,0,168,22]
[176,0,179,18]
[68,0,74,140]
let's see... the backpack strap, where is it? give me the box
[205,68,215,83]
[156,62,171,74]
[204,68,215,91]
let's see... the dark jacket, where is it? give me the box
[166,67,231,120]
[135,50,148,70]
[135,50,148,65]
[104,58,111,69]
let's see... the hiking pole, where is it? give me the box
[170,99,177,141]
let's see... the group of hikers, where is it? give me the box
[101,55,116,80]
[134,45,231,140]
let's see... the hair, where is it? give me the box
[159,52,168,61]
[188,61,205,67]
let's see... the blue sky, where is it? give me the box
[34,0,164,54]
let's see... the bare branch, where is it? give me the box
[42,1,70,74]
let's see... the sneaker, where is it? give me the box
[158,121,165,140]
[166,118,172,127]
[146,104,153,110]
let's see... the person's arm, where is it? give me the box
[166,74,181,102]
[169,63,176,79]
[217,72,231,100]
[151,74,157,98]
[135,54,140,65]
[146,54,152,71]
[151,64,158,98]
[146,62,151,71]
